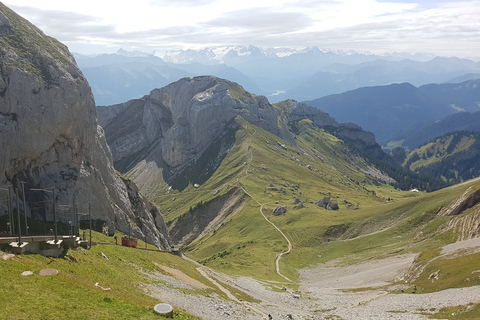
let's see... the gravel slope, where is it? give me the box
[146,242,480,320]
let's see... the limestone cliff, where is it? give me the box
[98,77,383,193]
[0,4,171,248]
[98,76,293,191]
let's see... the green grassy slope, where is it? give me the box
[154,116,417,280]
[0,231,241,320]
[404,131,480,184]
[153,116,480,293]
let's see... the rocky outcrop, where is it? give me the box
[272,205,287,216]
[438,186,480,241]
[318,197,339,210]
[169,187,248,246]
[121,178,171,247]
[0,10,12,35]
[98,78,385,195]
[0,4,170,248]
[279,100,378,152]
[293,198,304,209]
[439,187,480,217]
[283,100,339,127]
[98,76,293,191]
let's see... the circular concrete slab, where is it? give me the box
[154,303,173,318]
[39,268,59,276]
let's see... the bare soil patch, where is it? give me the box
[154,262,211,290]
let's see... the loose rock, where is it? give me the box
[39,268,59,276]
[272,205,287,216]
[318,197,339,210]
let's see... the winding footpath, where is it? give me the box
[240,186,293,282]
[259,203,293,282]
[239,125,294,282]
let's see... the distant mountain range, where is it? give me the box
[292,57,480,101]
[74,47,480,106]
[386,110,480,150]
[306,79,480,146]
[75,52,263,106]
[153,45,436,65]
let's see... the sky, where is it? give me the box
[3,0,480,58]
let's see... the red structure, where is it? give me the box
[121,236,137,247]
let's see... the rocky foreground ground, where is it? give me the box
[146,238,480,320]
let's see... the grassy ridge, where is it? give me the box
[162,118,415,280]
[227,83,256,101]
[403,131,480,185]
[405,132,477,170]
[155,116,480,288]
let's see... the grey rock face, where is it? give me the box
[99,77,384,194]
[169,187,248,246]
[0,4,170,249]
[0,10,12,35]
[284,100,338,127]
[98,76,292,190]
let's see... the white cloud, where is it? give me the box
[3,0,480,57]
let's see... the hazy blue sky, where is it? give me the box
[4,0,480,58]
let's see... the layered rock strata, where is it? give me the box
[98,77,380,194]
[98,76,293,191]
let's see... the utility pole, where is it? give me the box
[89,202,92,249]
[20,181,28,235]
[53,187,57,243]
[15,185,22,245]
[8,184,13,235]
[74,203,79,238]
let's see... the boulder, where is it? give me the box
[272,205,287,216]
[328,201,339,210]
[293,202,304,209]
[39,269,59,276]
[318,197,330,208]
[318,197,339,211]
